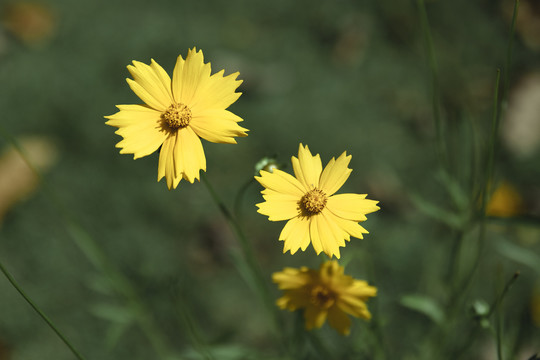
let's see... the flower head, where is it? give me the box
[105,48,248,189]
[486,181,524,218]
[255,144,379,258]
[273,260,376,335]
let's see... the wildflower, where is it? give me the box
[272,260,376,335]
[486,182,524,218]
[532,287,540,327]
[1,2,56,45]
[255,144,379,258]
[105,48,248,189]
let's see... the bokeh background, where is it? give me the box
[1,0,540,359]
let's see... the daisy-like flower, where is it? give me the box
[255,144,379,258]
[105,48,248,189]
[273,260,377,335]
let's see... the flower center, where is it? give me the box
[310,285,335,309]
[300,188,327,215]
[162,103,192,129]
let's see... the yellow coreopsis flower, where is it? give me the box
[255,144,379,258]
[273,260,377,335]
[486,181,524,218]
[105,48,248,189]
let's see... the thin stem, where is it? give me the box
[502,0,520,106]
[456,70,501,296]
[453,272,519,359]
[200,173,285,346]
[170,289,215,360]
[496,312,503,360]
[0,259,87,360]
[233,178,255,220]
[417,0,448,171]
[487,272,519,319]
[0,127,175,359]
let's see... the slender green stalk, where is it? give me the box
[200,173,285,345]
[502,0,520,105]
[417,0,447,171]
[233,178,255,221]
[0,127,175,359]
[453,272,519,359]
[496,310,504,360]
[170,289,214,360]
[364,243,387,359]
[455,70,501,298]
[487,272,519,319]
[0,259,87,360]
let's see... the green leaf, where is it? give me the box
[410,193,464,229]
[400,294,445,324]
[105,321,130,349]
[89,303,135,324]
[496,239,540,274]
[435,169,469,212]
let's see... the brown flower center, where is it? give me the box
[300,188,327,215]
[162,103,192,129]
[310,285,335,309]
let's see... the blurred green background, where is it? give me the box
[1,0,540,359]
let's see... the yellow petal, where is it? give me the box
[278,216,311,254]
[347,281,378,298]
[272,267,310,289]
[327,306,352,335]
[255,169,305,197]
[190,69,242,112]
[319,151,352,196]
[328,213,369,240]
[127,60,173,110]
[172,48,212,105]
[105,104,161,126]
[336,297,372,320]
[321,210,347,247]
[157,134,181,189]
[292,144,322,190]
[172,53,185,101]
[261,189,299,202]
[276,290,311,310]
[190,109,248,144]
[173,126,206,183]
[256,197,299,221]
[309,216,324,256]
[327,193,380,221]
[316,211,342,259]
[304,305,328,329]
[105,105,168,159]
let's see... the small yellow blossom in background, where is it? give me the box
[0,136,57,223]
[106,48,248,189]
[255,144,379,258]
[532,287,540,327]
[1,2,56,45]
[486,181,524,218]
[272,260,376,335]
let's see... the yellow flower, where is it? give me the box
[255,144,379,258]
[273,260,376,335]
[105,48,248,189]
[486,181,524,218]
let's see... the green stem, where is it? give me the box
[417,0,448,171]
[502,0,520,106]
[455,70,501,298]
[453,272,519,359]
[171,289,214,360]
[233,178,255,221]
[0,259,87,360]
[200,173,285,344]
[0,127,175,359]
